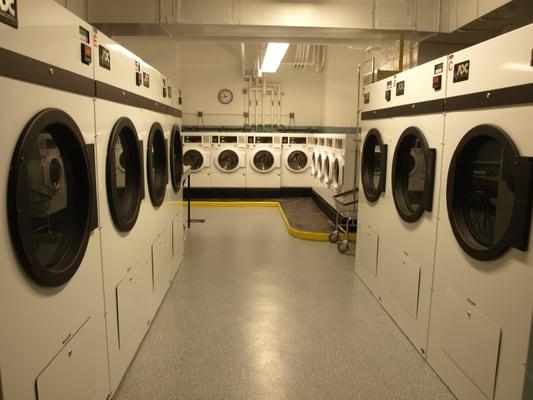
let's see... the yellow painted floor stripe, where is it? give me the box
[188,201,356,243]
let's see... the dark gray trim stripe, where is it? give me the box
[167,106,182,118]
[361,83,533,120]
[182,125,357,134]
[361,99,444,120]
[445,83,533,112]
[95,80,166,115]
[0,46,179,117]
[0,47,94,97]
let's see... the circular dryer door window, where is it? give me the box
[317,153,323,177]
[447,125,533,260]
[170,125,183,192]
[392,127,436,222]
[107,117,143,232]
[147,123,168,207]
[253,150,275,172]
[184,149,204,171]
[323,156,330,182]
[333,158,341,187]
[287,150,308,172]
[217,149,239,172]
[8,108,96,287]
[361,129,387,202]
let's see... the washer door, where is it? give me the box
[286,150,309,173]
[332,157,344,190]
[147,122,168,207]
[170,125,184,192]
[447,124,533,260]
[251,149,275,173]
[361,129,387,202]
[106,117,144,232]
[7,108,97,287]
[216,149,240,173]
[392,127,436,222]
[183,148,205,172]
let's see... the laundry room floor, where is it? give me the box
[113,207,454,400]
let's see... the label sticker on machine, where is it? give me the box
[386,81,392,89]
[79,26,90,44]
[363,92,370,104]
[434,62,443,74]
[143,72,150,88]
[453,60,470,82]
[396,81,405,96]
[99,46,111,70]
[0,0,17,28]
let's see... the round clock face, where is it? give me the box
[218,89,233,104]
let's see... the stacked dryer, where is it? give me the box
[94,30,175,396]
[281,133,315,189]
[427,24,533,400]
[245,134,282,195]
[183,132,211,187]
[355,56,449,358]
[0,1,109,398]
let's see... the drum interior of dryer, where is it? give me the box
[253,150,275,171]
[183,149,204,171]
[361,128,387,202]
[447,124,533,260]
[287,150,308,172]
[8,108,97,286]
[147,123,168,207]
[323,156,330,180]
[392,127,435,222]
[170,125,183,192]
[107,117,144,232]
[333,158,340,186]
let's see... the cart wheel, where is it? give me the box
[338,241,349,253]
[329,231,339,243]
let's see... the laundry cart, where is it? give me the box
[329,189,358,253]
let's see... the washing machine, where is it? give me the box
[0,1,109,398]
[94,30,172,395]
[427,24,533,400]
[210,133,246,188]
[281,133,315,188]
[354,80,392,300]
[245,134,282,190]
[183,132,211,187]
[165,80,185,282]
[360,55,449,358]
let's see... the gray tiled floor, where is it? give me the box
[114,207,454,400]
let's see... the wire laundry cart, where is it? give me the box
[329,189,358,253]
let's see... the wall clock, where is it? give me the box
[218,89,233,104]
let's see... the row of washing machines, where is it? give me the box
[355,24,533,400]
[182,132,356,195]
[0,1,184,399]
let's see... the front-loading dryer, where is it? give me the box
[210,133,246,188]
[245,134,281,193]
[354,81,392,299]
[321,136,335,186]
[94,30,171,396]
[358,55,449,359]
[183,132,211,187]
[427,24,533,400]
[281,133,315,188]
[329,134,357,194]
[0,1,109,398]
[165,80,185,283]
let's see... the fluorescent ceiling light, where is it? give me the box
[260,43,290,73]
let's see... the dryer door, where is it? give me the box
[252,149,275,173]
[147,123,168,207]
[170,125,184,192]
[216,149,240,173]
[106,117,144,232]
[447,124,533,260]
[392,127,436,222]
[286,150,309,173]
[8,109,97,287]
[361,129,387,202]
